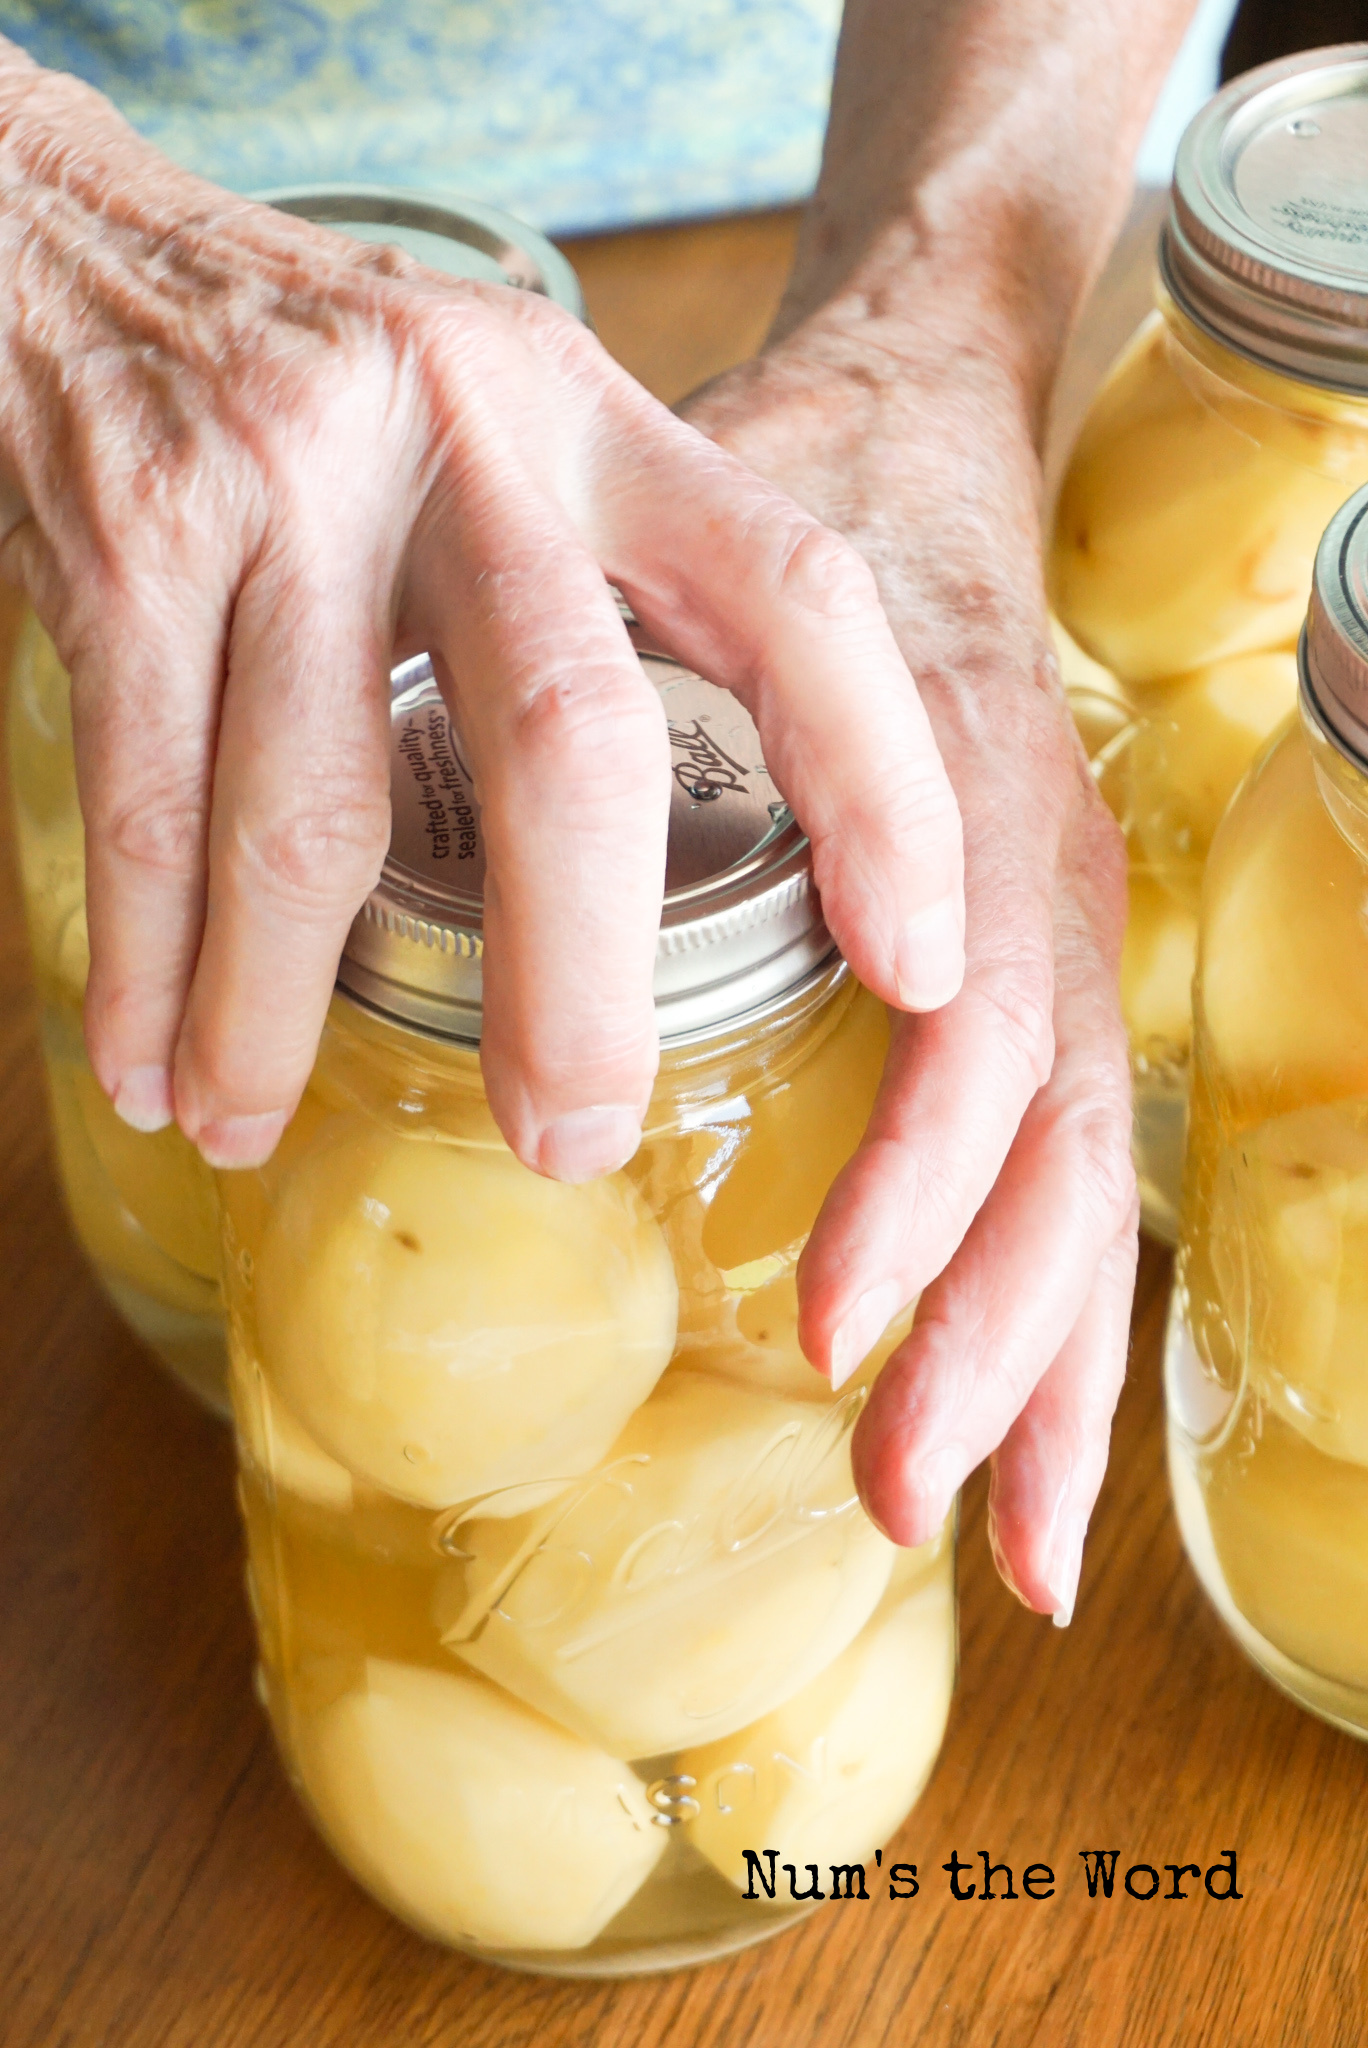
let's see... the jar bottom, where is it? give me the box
[100,1272,231,1419]
[1132,1063,1186,1247]
[462,1886,818,1980]
[1165,1301,1368,1742]
[477,1910,819,1979]
[276,1697,821,1976]
[258,1598,945,1979]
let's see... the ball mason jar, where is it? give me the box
[5,187,584,1418]
[1050,48,1368,1244]
[221,627,957,1973]
[1167,482,1368,1737]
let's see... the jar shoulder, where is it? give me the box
[1198,724,1368,1118]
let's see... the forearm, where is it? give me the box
[776,0,1199,433]
[680,8,1155,1610]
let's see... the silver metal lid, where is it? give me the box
[1160,46,1368,392]
[256,183,585,318]
[1302,483,1368,763]
[338,621,833,1044]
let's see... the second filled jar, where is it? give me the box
[1051,46,1368,1242]
[1168,481,1368,1738]
[5,185,586,1416]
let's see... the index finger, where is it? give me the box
[585,413,967,1016]
[404,476,670,1183]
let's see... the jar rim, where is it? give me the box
[1164,45,1368,396]
[253,181,585,315]
[338,638,835,1045]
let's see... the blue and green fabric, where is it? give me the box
[0,0,843,232]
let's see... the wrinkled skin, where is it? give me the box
[683,333,1138,1616]
[680,0,1196,1616]
[0,59,963,1179]
[0,0,1196,1620]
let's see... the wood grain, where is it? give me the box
[560,211,801,408]
[2,213,1366,2048]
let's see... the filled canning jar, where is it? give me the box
[5,187,584,1417]
[8,613,228,1407]
[1050,48,1368,1242]
[220,628,956,1973]
[1167,482,1368,1737]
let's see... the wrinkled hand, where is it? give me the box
[0,53,964,1177]
[682,316,1138,1622]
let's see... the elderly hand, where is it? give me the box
[676,0,1199,1619]
[0,48,963,1179]
[682,325,1136,1626]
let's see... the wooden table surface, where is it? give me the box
[3,207,1366,2048]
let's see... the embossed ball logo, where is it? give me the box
[668,718,753,804]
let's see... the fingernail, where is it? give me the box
[538,1105,641,1183]
[986,1492,1032,1611]
[112,1065,174,1134]
[900,1445,962,1546]
[894,898,965,1012]
[196,1111,289,1171]
[1048,1511,1087,1630]
[830,1280,903,1390]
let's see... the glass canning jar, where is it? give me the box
[220,629,956,1974]
[5,187,584,1417]
[8,613,228,1408]
[1167,481,1368,1737]
[1049,48,1368,1244]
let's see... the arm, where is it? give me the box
[0,43,961,1179]
[684,0,1200,1617]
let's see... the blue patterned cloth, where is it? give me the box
[0,1,842,233]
